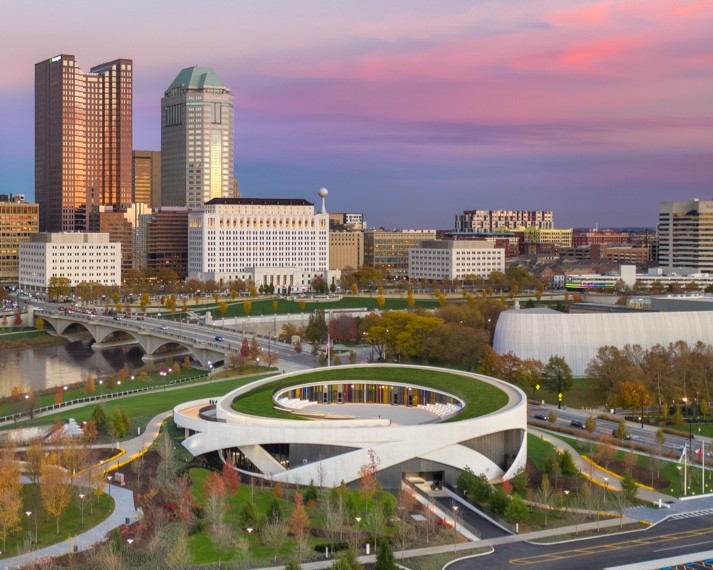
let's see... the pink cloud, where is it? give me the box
[558,37,641,69]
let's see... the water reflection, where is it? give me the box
[0,340,145,398]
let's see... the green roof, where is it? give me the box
[168,66,228,91]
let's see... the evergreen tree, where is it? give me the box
[375,538,397,570]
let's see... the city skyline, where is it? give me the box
[3,0,713,229]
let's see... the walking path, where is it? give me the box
[1,410,171,570]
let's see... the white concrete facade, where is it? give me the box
[19,232,121,291]
[494,307,713,376]
[408,239,505,281]
[187,196,331,291]
[174,364,527,488]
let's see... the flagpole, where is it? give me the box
[702,440,705,495]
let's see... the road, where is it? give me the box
[450,514,713,570]
[528,404,702,457]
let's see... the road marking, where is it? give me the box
[653,539,713,553]
[509,525,713,566]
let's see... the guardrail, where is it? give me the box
[0,372,209,425]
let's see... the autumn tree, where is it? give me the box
[40,460,73,534]
[0,449,22,551]
[218,301,228,321]
[358,449,381,511]
[26,440,44,484]
[243,300,252,316]
[84,375,96,395]
[287,491,310,544]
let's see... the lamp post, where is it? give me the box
[603,476,609,489]
[79,493,85,528]
[640,389,644,428]
[107,475,113,497]
[26,510,37,545]
[452,505,459,554]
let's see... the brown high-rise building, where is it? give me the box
[132,150,161,208]
[145,208,190,278]
[0,197,39,282]
[35,54,133,233]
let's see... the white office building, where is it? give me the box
[408,240,505,281]
[658,199,713,273]
[19,232,121,292]
[188,192,332,291]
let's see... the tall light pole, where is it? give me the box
[452,504,459,554]
[79,493,85,529]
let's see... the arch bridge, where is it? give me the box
[37,310,225,368]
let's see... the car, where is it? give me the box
[534,414,549,421]
[215,335,224,342]
[160,325,168,331]
[570,420,586,429]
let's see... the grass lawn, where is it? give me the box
[0,372,274,435]
[0,368,209,419]
[232,366,510,422]
[175,295,439,320]
[527,433,558,472]
[0,484,113,560]
[538,377,606,410]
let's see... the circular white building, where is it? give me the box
[174,364,527,488]
[494,307,713,376]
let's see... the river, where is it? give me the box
[0,340,146,398]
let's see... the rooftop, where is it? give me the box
[167,66,228,91]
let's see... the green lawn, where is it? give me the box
[537,377,606,410]
[232,366,510,422]
[0,372,275,435]
[0,368,208,418]
[0,484,113,559]
[173,295,439,320]
[527,433,558,472]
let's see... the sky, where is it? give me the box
[2,0,713,230]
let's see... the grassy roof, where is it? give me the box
[231,366,509,423]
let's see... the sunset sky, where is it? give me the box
[2,0,713,229]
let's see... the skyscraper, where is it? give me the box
[132,150,161,208]
[35,54,133,232]
[161,66,234,207]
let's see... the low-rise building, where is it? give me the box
[19,233,121,293]
[364,229,437,278]
[408,239,505,281]
[330,229,364,271]
[0,199,39,282]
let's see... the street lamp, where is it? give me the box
[603,476,609,489]
[452,505,459,554]
[107,475,113,497]
[26,510,37,545]
[79,493,85,528]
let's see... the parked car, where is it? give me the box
[570,419,585,429]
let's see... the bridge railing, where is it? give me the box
[0,372,209,425]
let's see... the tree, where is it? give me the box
[542,356,573,408]
[503,495,529,526]
[84,375,96,395]
[612,381,651,411]
[332,547,362,570]
[358,449,381,510]
[91,404,108,433]
[243,300,252,316]
[406,289,415,308]
[0,449,22,552]
[140,292,149,313]
[218,301,228,320]
[26,441,44,484]
[287,492,310,543]
[48,276,72,301]
[40,461,73,534]
[534,474,554,526]
[260,520,287,562]
[305,309,328,343]
[375,538,397,570]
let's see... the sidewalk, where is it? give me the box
[0,411,171,570]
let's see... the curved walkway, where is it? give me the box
[1,410,171,570]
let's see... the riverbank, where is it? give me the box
[0,327,67,352]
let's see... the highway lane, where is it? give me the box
[449,514,713,570]
[528,405,700,457]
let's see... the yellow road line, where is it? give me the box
[509,525,713,565]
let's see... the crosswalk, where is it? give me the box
[669,508,713,520]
